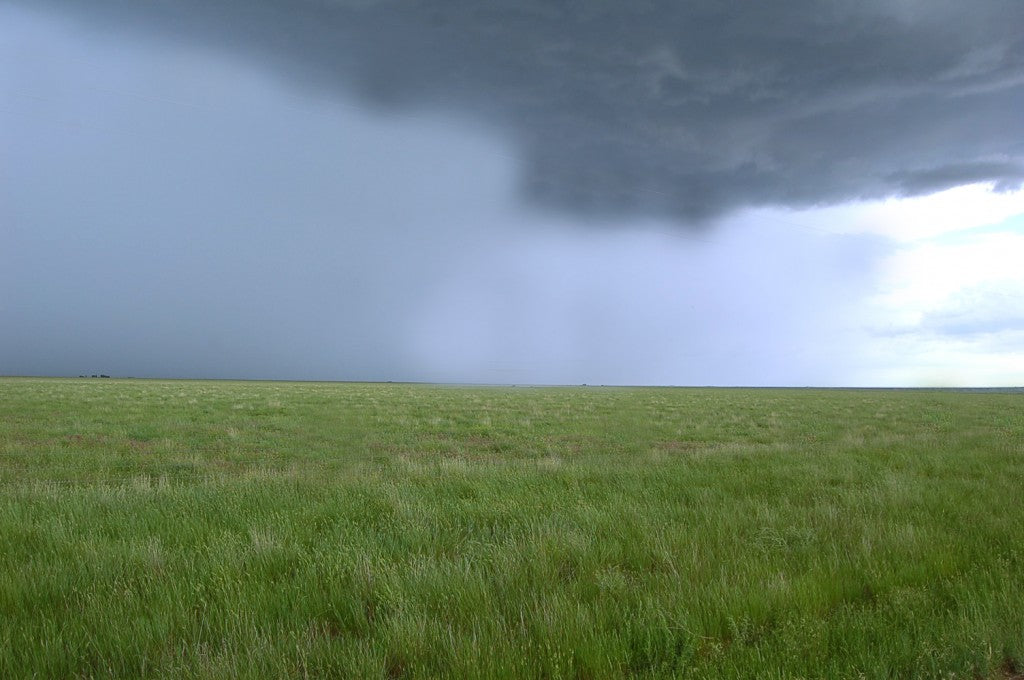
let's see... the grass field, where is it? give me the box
[1,377,1022,678]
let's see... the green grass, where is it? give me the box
[1,377,1022,678]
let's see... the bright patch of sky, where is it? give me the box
[743,188,1024,386]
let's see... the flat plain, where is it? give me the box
[1,377,1022,678]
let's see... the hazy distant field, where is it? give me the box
[1,378,1022,679]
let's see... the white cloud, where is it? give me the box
[735,186,1024,386]
[873,229,1024,326]
[749,183,1024,242]
[855,202,1024,385]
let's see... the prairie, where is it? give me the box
[1,377,1022,678]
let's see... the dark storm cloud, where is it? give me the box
[14,0,1024,222]
[890,162,1024,196]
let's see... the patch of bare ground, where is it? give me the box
[1000,658,1024,680]
[980,658,1024,680]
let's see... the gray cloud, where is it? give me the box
[890,162,1024,196]
[0,5,890,384]
[5,2,1020,387]
[12,0,1024,222]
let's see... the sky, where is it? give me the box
[2,0,1022,386]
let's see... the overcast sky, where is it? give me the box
[2,1,1022,386]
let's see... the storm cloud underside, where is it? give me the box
[11,0,1024,221]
